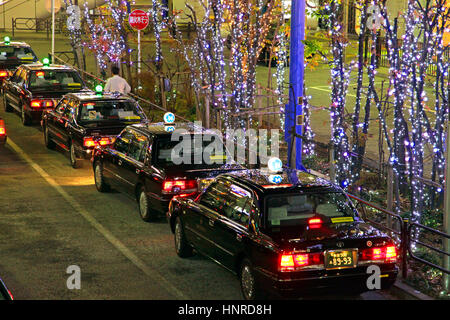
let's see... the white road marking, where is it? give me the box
[6,137,189,300]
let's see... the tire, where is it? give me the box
[69,141,80,168]
[138,186,155,222]
[21,103,31,126]
[43,125,56,149]
[3,94,12,112]
[94,161,110,192]
[174,216,194,258]
[240,258,265,300]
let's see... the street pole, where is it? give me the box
[286,0,305,170]
[444,123,450,293]
[138,29,141,88]
[51,0,55,64]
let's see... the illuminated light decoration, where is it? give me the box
[163,112,175,124]
[3,36,10,45]
[267,157,283,173]
[42,58,50,66]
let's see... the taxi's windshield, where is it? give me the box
[155,135,229,168]
[266,192,356,228]
[78,100,145,124]
[0,46,37,61]
[29,70,84,90]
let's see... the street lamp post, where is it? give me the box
[286,0,306,170]
[51,0,55,64]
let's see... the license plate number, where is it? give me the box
[325,250,357,269]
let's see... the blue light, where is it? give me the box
[163,112,175,124]
[164,125,175,132]
[269,175,283,184]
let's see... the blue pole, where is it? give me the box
[285,0,305,170]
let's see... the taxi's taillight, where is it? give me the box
[162,179,198,195]
[360,245,397,263]
[83,137,114,148]
[0,70,8,78]
[30,100,53,108]
[0,119,6,135]
[279,252,323,272]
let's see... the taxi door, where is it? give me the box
[114,130,149,196]
[46,98,69,146]
[4,67,24,110]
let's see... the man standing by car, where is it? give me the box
[104,65,131,95]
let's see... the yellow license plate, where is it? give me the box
[325,250,357,269]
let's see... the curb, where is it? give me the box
[391,280,434,300]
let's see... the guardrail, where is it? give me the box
[347,193,450,278]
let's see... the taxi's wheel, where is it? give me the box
[174,216,193,258]
[240,259,264,300]
[69,142,80,169]
[138,186,155,222]
[21,104,31,126]
[3,95,12,112]
[43,125,55,149]
[94,161,110,192]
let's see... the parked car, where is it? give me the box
[167,168,399,299]
[0,36,38,87]
[2,62,89,125]
[42,91,148,168]
[0,277,13,300]
[92,122,244,222]
[0,117,6,147]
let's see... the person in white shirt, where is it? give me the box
[104,65,131,95]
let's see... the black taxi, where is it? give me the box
[0,277,13,300]
[92,122,244,222]
[2,61,88,125]
[167,168,399,299]
[42,91,148,168]
[0,36,38,86]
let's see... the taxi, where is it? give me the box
[0,36,38,86]
[92,121,244,222]
[0,277,13,300]
[42,89,148,168]
[167,167,399,299]
[0,117,6,147]
[2,59,88,125]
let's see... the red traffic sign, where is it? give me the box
[129,10,149,30]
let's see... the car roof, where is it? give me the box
[218,168,338,196]
[129,122,221,137]
[0,41,31,47]
[65,91,136,102]
[22,63,75,71]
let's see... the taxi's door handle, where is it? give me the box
[208,219,215,227]
[118,159,123,166]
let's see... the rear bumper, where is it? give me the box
[256,265,398,298]
[0,135,6,146]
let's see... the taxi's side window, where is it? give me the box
[114,130,134,155]
[56,98,69,114]
[11,68,22,83]
[199,180,230,213]
[128,132,149,163]
[222,184,252,227]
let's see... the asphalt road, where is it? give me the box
[0,102,399,300]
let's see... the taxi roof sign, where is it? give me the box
[163,112,175,124]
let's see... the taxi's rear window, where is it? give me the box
[155,135,228,168]
[265,192,356,228]
[0,46,36,61]
[29,70,84,90]
[78,100,145,123]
